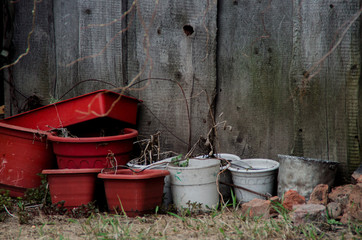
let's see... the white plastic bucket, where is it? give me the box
[214,153,241,201]
[228,158,279,203]
[196,153,241,201]
[167,158,220,210]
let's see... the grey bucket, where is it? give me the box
[277,154,339,200]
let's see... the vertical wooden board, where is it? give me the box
[289,0,334,160]
[53,0,79,100]
[5,0,55,115]
[216,0,294,159]
[54,0,124,100]
[290,0,360,182]
[127,0,217,154]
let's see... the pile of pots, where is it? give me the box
[0,90,341,216]
[0,90,171,216]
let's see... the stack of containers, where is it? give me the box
[0,89,141,200]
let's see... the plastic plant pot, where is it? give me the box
[228,158,279,203]
[197,153,241,202]
[42,168,102,209]
[48,128,138,169]
[1,89,142,131]
[98,169,170,217]
[167,158,220,211]
[127,157,175,207]
[0,122,56,197]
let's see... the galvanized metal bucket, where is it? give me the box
[277,154,339,200]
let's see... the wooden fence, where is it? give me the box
[2,0,361,183]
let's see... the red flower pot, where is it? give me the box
[42,168,101,209]
[98,169,170,217]
[48,128,138,169]
[0,122,55,197]
[1,90,142,131]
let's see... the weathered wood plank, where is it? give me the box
[289,0,360,183]
[54,0,124,100]
[52,0,79,100]
[216,0,294,159]
[127,0,217,155]
[5,0,55,115]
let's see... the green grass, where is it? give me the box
[2,208,357,240]
[0,185,359,240]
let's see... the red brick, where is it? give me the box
[282,190,306,211]
[345,183,362,222]
[308,184,329,206]
[326,202,342,219]
[241,198,272,219]
[351,164,362,184]
[328,185,354,209]
[352,173,362,184]
[290,204,326,226]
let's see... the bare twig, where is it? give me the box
[0,0,40,71]
[302,7,362,87]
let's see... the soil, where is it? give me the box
[0,209,357,240]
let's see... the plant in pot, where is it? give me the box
[164,109,239,211]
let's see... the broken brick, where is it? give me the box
[241,198,272,219]
[282,190,306,211]
[290,204,326,226]
[308,184,329,206]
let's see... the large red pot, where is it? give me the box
[0,122,55,197]
[1,90,142,131]
[48,128,138,169]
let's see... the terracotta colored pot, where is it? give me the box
[0,122,55,197]
[1,89,142,131]
[48,128,138,169]
[42,168,101,209]
[98,169,170,217]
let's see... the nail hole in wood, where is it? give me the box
[183,25,194,36]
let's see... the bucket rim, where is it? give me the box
[167,158,220,170]
[277,154,340,165]
[228,158,280,173]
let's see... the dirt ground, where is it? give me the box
[0,208,358,240]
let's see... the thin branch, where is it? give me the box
[303,7,362,84]
[0,0,39,71]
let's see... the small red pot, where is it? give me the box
[98,169,170,217]
[42,168,101,209]
[48,128,138,169]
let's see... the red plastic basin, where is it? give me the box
[0,122,56,197]
[98,169,170,216]
[48,128,138,169]
[1,90,142,131]
[42,168,102,209]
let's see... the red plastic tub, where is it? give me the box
[0,122,56,197]
[98,169,170,216]
[42,168,102,209]
[48,128,138,169]
[1,90,142,131]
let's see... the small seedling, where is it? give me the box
[171,154,189,167]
